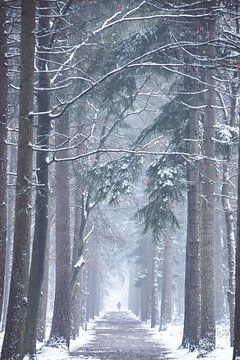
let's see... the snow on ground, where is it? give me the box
[150,321,232,360]
[36,319,96,360]
[0,315,233,359]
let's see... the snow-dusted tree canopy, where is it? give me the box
[0,1,240,359]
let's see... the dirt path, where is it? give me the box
[71,311,173,360]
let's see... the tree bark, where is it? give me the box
[221,169,235,345]
[200,1,216,352]
[221,76,238,346]
[36,237,49,342]
[87,237,98,320]
[214,212,225,322]
[160,231,174,331]
[150,240,159,328]
[71,176,82,339]
[233,114,240,360]
[182,100,201,350]
[1,124,17,331]
[23,1,51,356]
[48,112,71,348]
[0,0,7,321]
[1,0,35,358]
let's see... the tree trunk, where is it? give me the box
[200,1,216,352]
[71,178,82,339]
[48,112,71,348]
[233,117,240,360]
[150,240,159,328]
[37,206,53,342]
[1,124,17,331]
[1,1,35,358]
[87,237,98,319]
[71,274,83,339]
[221,75,238,347]
[23,2,51,356]
[140,237,151,322]
[182,102,201,350]
[141,278,150,322]
[160,232,174,331]
[0,0,7,321]
[36,239,49,342]
[214,211,225,322]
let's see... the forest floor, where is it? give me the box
[37,311,232,359]
[70,311,173,360]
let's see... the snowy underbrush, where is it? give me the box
[31,319,96,360]
[150,321,232,360]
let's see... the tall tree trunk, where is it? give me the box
[1,125,17,331]
[71,177,82,339]
[141,278,150,321]
[1,1,35,358]
[160,231,174,331]
[233,112,240,360]
[48,112,71,348]
[23,2,51,356]
[36,199,53,342]
[223,165,236,348]
[150,240,159,328]
[87,237,98,320]
[200,1,216,352]
[128,263,136,313]
[36,236,49,342]
[214,212,225,322]
[95,271,101,317]
[0,0,7,321]
[182,99,201,350]
[71,272,83,339]
[221,80,238,346]
[141,237,151,322]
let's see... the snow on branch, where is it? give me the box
[73,255,85,269]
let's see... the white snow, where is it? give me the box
[35,321,95,360]
[149,322,232,360]
[73,255,85,269]
[0,317,233,359]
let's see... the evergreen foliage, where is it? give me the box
[138,157,185,235]
[87,153,141,205]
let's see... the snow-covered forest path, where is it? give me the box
[71,311,173,359]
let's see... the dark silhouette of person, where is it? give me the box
[117,301,121,311]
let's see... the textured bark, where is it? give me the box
[48,112,71,348]
[140,237,151,322]
[141,281,149,321]
[71,178,82,339]
[0,0,7,320]
[182,102,201,350]
[222,169,235,345]
[150,240,159,328]
[71,161,88,336]
[1,1,35,358]
[221,76,237,346]
[214,213,225,322]
[128,264,140,315]
[23,2,51,355]
[36,240,49,342]
[160,232,174,331]
[200,1,216,352]
[233,120,240,359]
[95,272,101,317]
[71,197,88,290]
[1,126,17,331]
[71,273,83,339]
[87,237,98,320]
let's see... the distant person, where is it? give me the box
[117,301,121,311]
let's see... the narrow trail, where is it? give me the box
[71,311,173,360]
